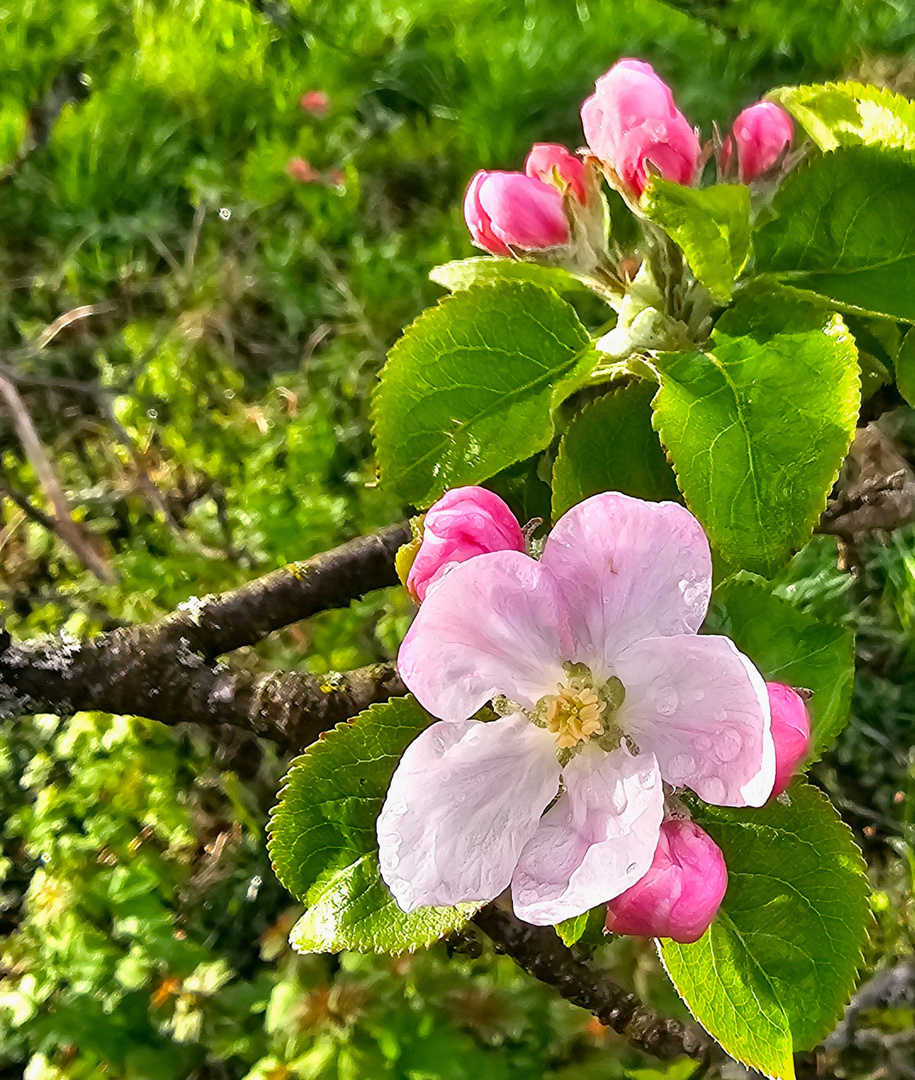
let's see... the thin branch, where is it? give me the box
[472,904,714,1062]
[36,302,116,348]
[0,370,115,582]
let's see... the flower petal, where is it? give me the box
[615,634,775,807]
[539,492,711,669]
[510,745,664,925]
[378,715,560,911]
[398,550,572,721]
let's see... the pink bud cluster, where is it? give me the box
[399,487,812,942]
[461,59,794,254]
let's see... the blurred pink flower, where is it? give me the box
[286,156,319,183]
[722,101,793,183]
[407,487,525,603]
[524,143,588,203]
[463,170,570,256]
[378,493,774,925]
[605,818,728,943]
[581,58,700,197]
[767,682,811,796]
[299,90,330,116]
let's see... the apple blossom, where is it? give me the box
[525,143,588,204]
[767,682,811,796]
[722,101,793,183]
[605,818,728,943]
[378,492,775,926]
[463,170,570,256]
[581,59,700,197]
[406,486,526,603]
[299,89,330,116]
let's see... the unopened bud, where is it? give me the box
[525,143,588,204]
[722,101,793,184]
[605,819,727,943]
[406,487,525,603]
[581,59,700,198]
[463,170,570,256]
[767,682,811,797]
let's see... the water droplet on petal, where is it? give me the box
[653,686,679,716]
[626,861,638,875]
[519,889,538,905]
[382,850,400,871]
[716,730,742,762]
[668,753,695,780]
[703,777,727,803]
[386,796,408,818]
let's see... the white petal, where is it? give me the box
[615,634,775,807]
[510,746,664,925]
[398,550,572,721]
[539,492,712,668]
[377,715,560,911]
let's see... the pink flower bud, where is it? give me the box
[463,170,570,256]
[524,143,588,204]
[767,682,811,797]
[605,819,727,943]
[287,156,319,183]
[723,102,793,184]
[581,58,700,197]
[299,90,330,116]
[407,487,525,602]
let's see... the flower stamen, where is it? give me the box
[544,683,606,747]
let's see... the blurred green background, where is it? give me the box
[3,1,915,1077]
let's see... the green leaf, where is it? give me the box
[554,905,606,948]
[755,147,915,321]
[895,326,915,407]
[651,289,859,575]
[373,281,593,506]
[660,784,869,1080]
[552,382,680,519]
[707,574,855,758]
[770,81,915,152]
[430,257,589,297]
[268,697,476,953]
[643,179,751,302]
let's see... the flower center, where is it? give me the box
[531,662,626,754]
[543,684,605,748]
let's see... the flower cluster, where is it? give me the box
[463,58,793,259]
[379,489,810,941]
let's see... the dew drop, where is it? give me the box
[386,796,408,818]
[653,686,679,716]
[382,850,400,871]
[695,735,712,752]
[519,889,538,905]
[626,861,638,875]
[703,777,726,802]
[716,730,742,762]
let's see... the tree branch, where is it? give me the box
[472,904,714,1062]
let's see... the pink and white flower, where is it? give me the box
[378,493,775,926]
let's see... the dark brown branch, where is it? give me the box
[0,631,404,750]
[153,522,410,659]
[472,904,713,1062]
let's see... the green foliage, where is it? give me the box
[770,81,915,151]
[373,281,592,506]
[430,257,589,297]
[642,180,751,302]
[552,382,680,518]
[709,573,856,758]
[661,784,869,1080]
[269,697,475,953]
[755,147,915,321]
[896,327,915,407]
[651,290,860,575]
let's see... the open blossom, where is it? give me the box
[581,59,700,197]
[605,819,728,943]
[525,143,588,204]
[464,170,570,256]
[722,101,793,183]
[378,492,775,926]
[407,487,525,603]
[767,682,811,796]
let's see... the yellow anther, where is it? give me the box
[544,685,606,749]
